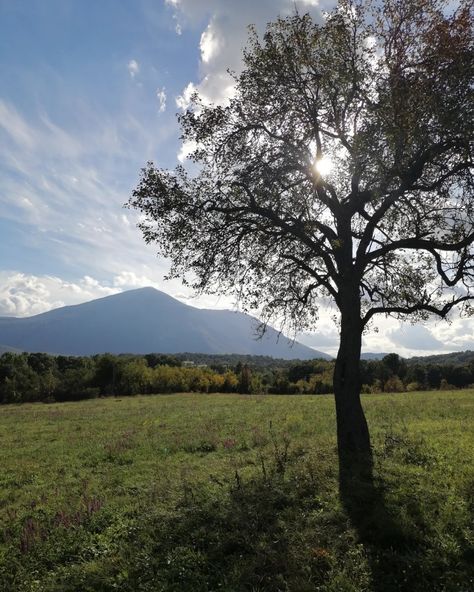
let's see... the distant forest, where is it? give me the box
[1,350,474,404]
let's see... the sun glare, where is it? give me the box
[314,157,333,177]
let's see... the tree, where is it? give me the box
[129,0,474,464]
[238,363,252,394]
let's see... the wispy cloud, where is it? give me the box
[0,97,177,281]
[127,59,140,78]
[156,87,167,112]
[0,100,36,149]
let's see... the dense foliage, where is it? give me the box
[2,351,474,404]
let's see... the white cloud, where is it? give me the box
[1,269,472,359]
[177,138,197,162]
[176,82,197,111]
[169,1,333,107]
[0,272,120,317]
[127,59,140,78]
[200,22,220,63]
[298,327,340,353]
[113,271,160,289]
[168,0,333,163]
[156,87,167,112]
[295,307,474,358]
[0,100,36,149]
[388,324,443,351]
[3,1,471,359]
[431,317,474,351]
[0,97,179,283]
[0,270,236,318]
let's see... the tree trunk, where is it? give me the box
[333,294,371,464]
[335,294,383,551]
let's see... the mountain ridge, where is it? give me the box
[0,287,328,359]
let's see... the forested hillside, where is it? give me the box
[1,351,474,404]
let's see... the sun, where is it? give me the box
[314,157,333,177]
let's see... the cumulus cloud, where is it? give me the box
[1,269,472,359]
[0,270,236,318]
[0,272,120,317]
[113,271,160,289]
[127,59,140,78]
[200,22,220,63]
[298,331,339,349]
[0,271,169,317]
[431,317,474,352]
[168,0,334,107]
[176,82,197,111]
[165,0,335,164]
[297,318,340,356]
[362,315,474,358]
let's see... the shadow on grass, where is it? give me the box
[339,453,413,592]
[3,433,472,591]
[125,458,341,592]
[339,445,474,592]
[114,443,473,592]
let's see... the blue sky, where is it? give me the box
[0,1,197,280]
[0,0,472,356]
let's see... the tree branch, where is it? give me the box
[363,295,473,326]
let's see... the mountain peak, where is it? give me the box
[0,288,327,359]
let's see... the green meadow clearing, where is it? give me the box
[0,391,473,592]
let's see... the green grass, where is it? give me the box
[0,391,473,591]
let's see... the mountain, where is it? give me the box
[0,287,327,359]
[0,344,22,355]
[407,350,474,365]
[360,352,391,360]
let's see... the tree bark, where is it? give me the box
[333,291,371,464]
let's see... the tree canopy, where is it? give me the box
[129,0,474,459]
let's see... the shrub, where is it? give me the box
[384,375,404,393]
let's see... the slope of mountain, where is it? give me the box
[407,350,474,365]
[0,344,22,355]
[360,352,391,360]
[0,287,327,359]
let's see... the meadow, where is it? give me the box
[0,390,473,591]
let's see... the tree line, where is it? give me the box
[0,351,473,404]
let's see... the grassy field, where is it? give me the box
[0,391,473,591]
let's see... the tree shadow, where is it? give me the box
[338,449,474,592]
[118,448,474,592]
[126,462,334,592]
[339,453,415,592]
